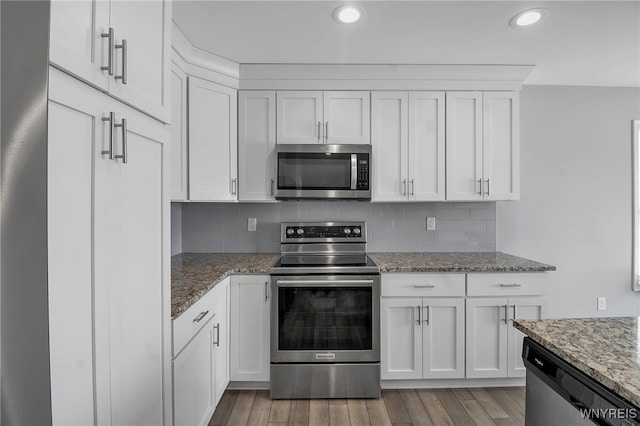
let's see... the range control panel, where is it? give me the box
[282,222,366,241]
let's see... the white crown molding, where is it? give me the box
[239,64,535,91]
[172,21,240,87]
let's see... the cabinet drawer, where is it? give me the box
[381,273,465,297]
[172,288,217,356]
[467,273,549,296]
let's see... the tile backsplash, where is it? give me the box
[176,201,496,254]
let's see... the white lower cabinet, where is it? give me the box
[381,298,465,380]
[172,278,229,426]
[230,275,271,382]
[380,274,465,380]
[465,273,548,378]
[173,320,215,426]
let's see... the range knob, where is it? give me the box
[344,228,351,235]
[353,227,361,235]
[296,228,304,235]
[286,228,294,236]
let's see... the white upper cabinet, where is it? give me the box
[483,92,520,201]
[371,91,445,202]
[277,91,370,144]
[408,92,446,201]
[170,63,188,201]
[371,92,409,202]
[49,0,170,122]
[188,76,238,202]
[446,91,519,201]
[238,91,277,201]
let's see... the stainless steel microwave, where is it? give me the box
[274,144,371,200]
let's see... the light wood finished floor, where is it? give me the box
[209,387,526,426]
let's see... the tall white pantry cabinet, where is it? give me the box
[47,1,171,425]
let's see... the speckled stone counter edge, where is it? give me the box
[172,252,555,320]
[513,319,640,407]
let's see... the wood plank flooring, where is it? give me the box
[209,388,525,426]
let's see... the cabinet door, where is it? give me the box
[49,0,110,91]
[48,69,105,426]
[408,92,445,201]
[371,92,409,202]
[465,297,508,378]
[212,279,230,407]
[108,0,170,121]
[483,91,520,201]
[188,77,238,201]
[422,298,465,379]
[323,91,370,144]
[104,99,168,426]
[238,91,277,201]
[173,321,215,426]
[230,276,271,382]
[380,298,422,380]
[446,92,483,201]
[276,91,323,144]
[170,64,188,201]
[507,296,547,378]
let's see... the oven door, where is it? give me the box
[271,274,380,363]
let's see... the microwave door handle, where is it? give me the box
[351,154,357,190]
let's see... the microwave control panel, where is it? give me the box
[357,154,369,190]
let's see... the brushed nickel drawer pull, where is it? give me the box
[500,283,522,288]
[414,284,435,289]
[193,310,209,323]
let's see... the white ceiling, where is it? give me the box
[172,1,640,87]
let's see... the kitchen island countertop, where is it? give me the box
[368,251,556,273]
[171,253,279,319]
[513,317,640,408]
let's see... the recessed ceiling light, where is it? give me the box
[509,8,548,27]
[333,5,364,24]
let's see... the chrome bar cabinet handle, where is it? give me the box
[511,305,517,320]
[424,306,430,325]
[265,281,269,301]
[231,178,237,196]
[270,179,274,197]
[500,283,522,288]
[414,284,435,289]
[101,112,115,159]
[485,178,490,196]
[417,306,421,325]
[477,179,483,195]
[101,28,114,75]
[503,304,509,324]
[410,179,415,196]
[193,310,209,323]
[115,39,127,84]
[114,118,127,164]
[213,323,220,347]
[325,121,328,142]
[402,179,407,196]
[317,121,321,143]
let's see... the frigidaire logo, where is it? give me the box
[579,408,638,421]
[534,357,544,367]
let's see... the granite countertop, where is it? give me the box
[368,252,556,273]
[513,317,640,408]
[171,253,279,319]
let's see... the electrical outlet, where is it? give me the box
[597,297,606,311]
[426,217,436,231]
[247,218,257,232]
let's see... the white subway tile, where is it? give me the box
[421,241,454,252]
[454,220,487,231]
[437,230,469,241]
[389,241,421,252]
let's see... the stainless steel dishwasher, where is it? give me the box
[523,338,639,426]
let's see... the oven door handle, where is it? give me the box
[275,279,374,287]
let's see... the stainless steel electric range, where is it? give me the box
[269,221,381,399]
